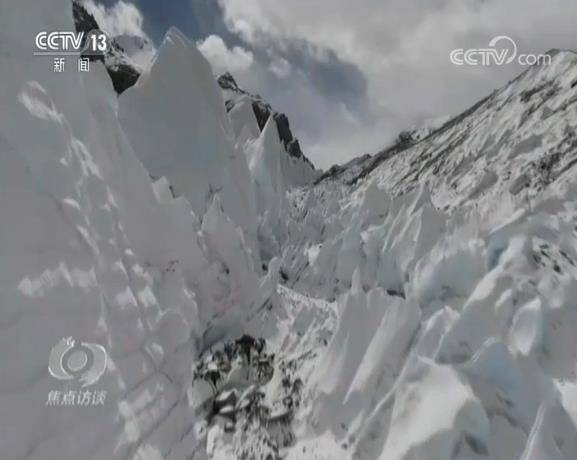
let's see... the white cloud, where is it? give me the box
[217,0,577,167]
[82,1,157,70]
[83,0,148,38]
[268,57,291,78]
[197,35,255,75]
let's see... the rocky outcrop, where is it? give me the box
[72,0,100,34]
[104,63,140,94]
[72,0,140,94]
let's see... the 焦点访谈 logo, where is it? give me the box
[48,337,108,388]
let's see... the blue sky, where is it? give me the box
[88,0,577,169]
[106,0,233,43]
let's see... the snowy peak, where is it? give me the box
[218,72,319,186]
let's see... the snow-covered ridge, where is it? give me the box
[340,50,577,211]
[217,72,319,187]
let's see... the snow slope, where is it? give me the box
[261,50,577,460]
[1,0,577,458]
[345,50,577,211]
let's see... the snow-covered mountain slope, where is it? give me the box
[343,50,577,211]
[2,0,577,459]
[257,49,577,460]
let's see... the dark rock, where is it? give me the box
[72,0,141,95]
[214,389,238,413]
[106,63,140,94]
[217,72,240,91]
[396,130,415,145]
[287,139,303,159]
[272,113,313,167]
[273,113,294,146]
[252,101,271,130]
[236,334,258,364]
[72,1,101,39]
[205,368,222,389]
[72,0,104,65]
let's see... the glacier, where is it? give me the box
[1,0,577,459]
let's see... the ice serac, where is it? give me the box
[0,1,263,458]
[118,28,259,261]
[218,72,319,188]
[245,116,291,260]
[217,72,320,261]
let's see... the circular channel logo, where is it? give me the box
[48,337,108,388]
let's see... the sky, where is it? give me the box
[86,0,577,169]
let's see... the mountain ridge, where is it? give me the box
[217,71,318,174]
[315,49,577,212]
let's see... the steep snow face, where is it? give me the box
[244,117,292,261]
[0,1,263,459]
[118,29,260,263]
[247,118,288,217]
[228,95,262,145]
